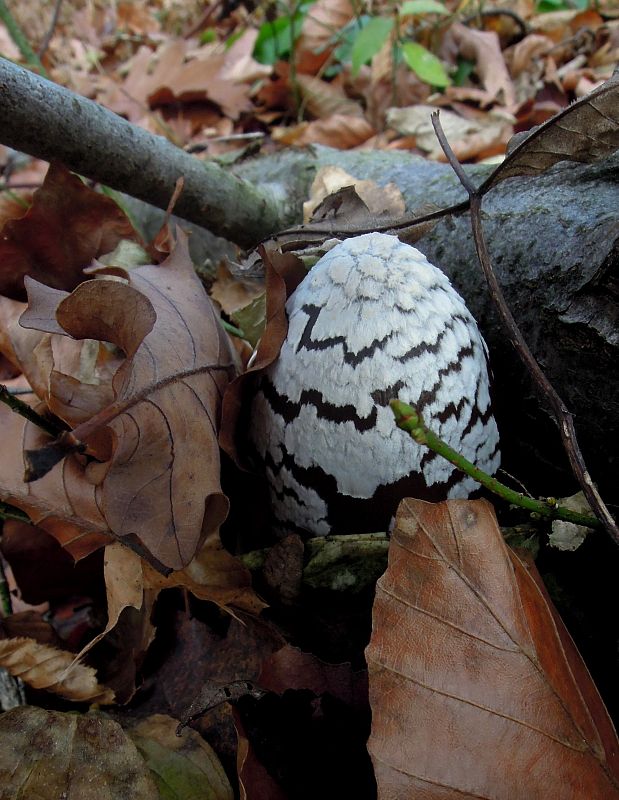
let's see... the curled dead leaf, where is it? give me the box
[220,249,306,468]
[0,637,114,703]
[0,162,135,301]
[304,166,405,224]
[17,233,238,570]
[443,22,516,108]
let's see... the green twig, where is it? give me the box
[220,319,246,339]
[390,399,601,530]
[0,384,62,437]
[0,0,49,78]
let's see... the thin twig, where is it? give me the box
[0,182,41,191]
[38,0,63,58]
[462,8,528,43]
[390,400,601,530]
[430,110,619,547]
[0,384,62,437]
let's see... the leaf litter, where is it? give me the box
[1,2,619,797]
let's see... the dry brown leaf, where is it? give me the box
[210,262,265,317]
[366,498,619,799]
[0,706,158,798]
[297,0,355,74]
[4,291,120,428]
[274,114,375,148]
[482,69,619,191]
[387,104,512,161]
[303,166,406,223]
[0,163,135,300]
[70,543,144,665]
[19,233,237,571]
[143,528,266,615]
[444,22,516,108]
[220,250,306,468]
[0,402,112,561]
[296,74,365,119]
[508,33,555,78]
[0,295,25,368]
[220,29,272,84]
[0,637,114,703]
[70,532,262,675]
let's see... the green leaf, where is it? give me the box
[231,292,266,348]
[253,2,313,64]
[401,41,451,87]
[129,715,233,800]
[536,0,587,10]
[332,15,371,66]
[200,28,217,44]
[452,56,475,87]
[351,16,394,76]
[399,0,449,15]
[254,15,294,64]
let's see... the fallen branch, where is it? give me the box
[0,58,287,248]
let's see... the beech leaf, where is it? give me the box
[19,233,238,570]
[401,42,451,88]
[482,70,619,192]
[366,498,619,799]
[128,714,234,800]
[0,706,158,799]
[0,637,114,703]
[351,17,394,76]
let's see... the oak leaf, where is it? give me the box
[366,498,619,799]
[6,233,238,571]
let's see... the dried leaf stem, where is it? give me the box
[430,110,618,545]
[390,400,601,530]
[0,384,63,438]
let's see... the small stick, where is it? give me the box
[38,0,63,59]
[430,111,619,546]
[0,384,62,437]
[391,400,601,530]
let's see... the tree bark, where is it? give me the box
[0,58,290,248]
